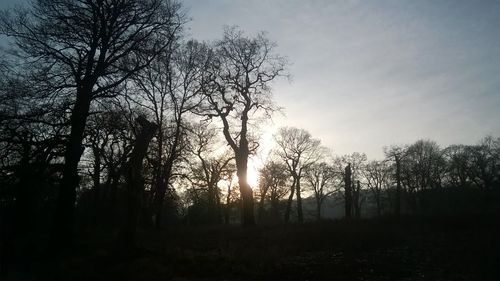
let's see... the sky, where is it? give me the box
[1,0,500,159]
[181,0,500,159]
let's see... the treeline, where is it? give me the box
[255,132,500,224]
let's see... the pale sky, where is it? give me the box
[183,0,500,159]
[1,0,500,159]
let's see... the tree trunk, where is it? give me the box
[230,141,255,226]
[284,178,296,223]
[215,187,222,224]
[92,146,101,225]
[207,177,221,224]
[207,182,215,222]
[354,180,361,219]
[395,156,401,217]
[153,172,170,229]
[257,185,269,223]
[92,147,101,202]
[316,198,322,221]
[5,149,36,272]
[51,92,91,249]
[239,180,254,226]
[225,184,231,224]
[270,197,280,223]
[120,117,157,249]
[344,164,352,219]
[236,144,255,226]
[153,121,181,229]
[108,166,120,224]
[376,193,382,217]
[153,162,175,229]
[296,177,303,223]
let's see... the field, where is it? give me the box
[6,216,500,281]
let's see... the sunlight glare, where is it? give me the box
[247,160,259,189]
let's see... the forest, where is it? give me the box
[1,1,499,280]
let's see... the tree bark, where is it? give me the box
[296,177,304,223]
[153,111,183,229]
[92,146,102,225]
[316,198,322,221]
[236,152,255,226]
[284,178,296,223]
[51,91,91,249]
[354,180,361,219]
[93,149,101,198]
[225,184,232,224]
[120,117,157,249]
[270,197,280,223]
[344,164,352,219]
[376,193,382,217]
[395,155,402,217]
[153,162,173,229]
[258,185,269,222]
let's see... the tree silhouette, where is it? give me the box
[402,140,445,213]
[187,122,235,224]
[363,160,391,217]
[443,144,473,188]
[335,153,367,219]
[1,2,500,279]
[1,0,184,248]
[257,159,288,223]
[120,116,157,249]
[81,103,135,226]
[275,127,323,223]
[384,145,408,217]
[305,161,338,221]
[131,40,208,229]
[344,163,352,219]
[203,27,287,226]
[467,136,500,191]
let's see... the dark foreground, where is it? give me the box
[5,217,500,281]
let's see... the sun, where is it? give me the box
[247,160,259,189]
[235,125,277,190]
[232,159,260,190]
[246,125,277,189]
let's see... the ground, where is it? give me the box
[6,216,500,280]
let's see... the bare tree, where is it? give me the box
[442,144,473,188]
[384,145,408,216]
[0,74,68,270]
[403,140,445,213]
[82,103,135,225]
[275,127,323,223]
[203,27,287,226]
[257,159,288,223]
[467,136,500,191]
[1,0,184,247]
[120,116,157,249]
[363,160,391,217]
[223,175,240,225]
[132,40,208,229]
[187,122,235,224]
[305,161,339,221]
[334,152,367,219]
[406,140,445,190]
